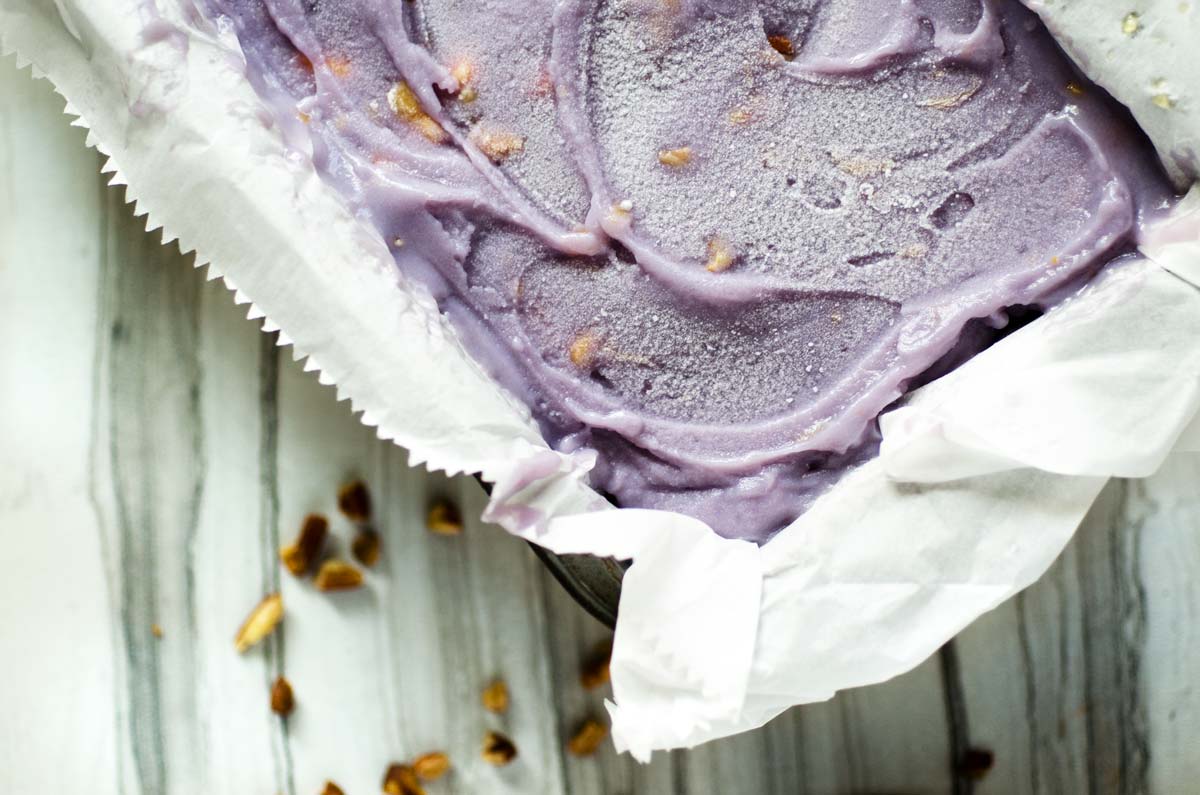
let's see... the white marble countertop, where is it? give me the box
[3,56,1199,794]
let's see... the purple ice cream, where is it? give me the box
[196,0,1175,542]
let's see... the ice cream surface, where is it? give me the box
[194,0,1175,542]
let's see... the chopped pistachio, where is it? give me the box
[482,731,518,766]
[427,498,464,536]
[234,593,283,653]
[279,513,328,576]
[569,331,600,369]
[383,763,425,795]
[270,676,295,717]
[314,560,365,592]
[658,146,693,167]
[482,678,510,713]
[326,55,352,78]
[1122,11,1141,35]
[412,751,451,781]
[704,238,737,273]
[387,82,449,143]
[351,528,381,568]
[580,640,612,690]
[568,719,609,757]
[337,479,372,522]
[766,34,795,59]
[470,126,526,163]
[917,85,980,110]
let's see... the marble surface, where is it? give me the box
[3,57,1199,795]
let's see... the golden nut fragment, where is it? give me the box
[657,146,692,167]
[728,107,752,125]
[568,719,609,757]
[1122,11,1140,35]
[427,498,464,536]
[314,559,365,592]
[580,640,612,690]
[704,238,737,273]
[234,592,283,653]
[151,623,164,639]
[270,675,295,717]
[321,781,345,795]
[568,331,600,369]
[481,731,518,766]
[351,528,382,568]
[1065,80,1085,96]
[451,60,477,101]
[469,126,526,163]
[766,34,795,59]
[383,763,425,795]
[481,678,510,713]
[325,54,352,78]
[280,513,329,576]
[337,479,372,522]
[387,81,449,143]
[412,751,452,781]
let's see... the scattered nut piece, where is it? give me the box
[1122,11,1140,35]
[427,498,464,536]
[234,592,283,653]
[568,719,609,757]
[321,781,345,795]
[326,55,352,78]
[481,731,518,766]
[1152,93,1175,109]
[917,84,980,110]
[657,146,692,167]
[412,751,451,781]
[388,81,449,143]
[482,678,510,713]
[728,108,752,125]
[151,623,164,639]
[351,528,382,567]
[470,126,526,163]
[451,60,473,86]
[451,60,477,101]
[766,34,795,59]
[580,640,612,690]
[383,763,425,795]
[1065,81,1085,96]
[337,480,372,522]
[314,560,365,592]
[280,513,329,576]
[568,332,600,369]
[270,676,295,716]
[704,238,737,273]
[958,747,995,780]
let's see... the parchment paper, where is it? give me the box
[3,0,1198,760]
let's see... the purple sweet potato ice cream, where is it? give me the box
[196,0,1175,541]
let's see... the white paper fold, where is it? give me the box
[3,0,1199,761]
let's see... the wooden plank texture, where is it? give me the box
[3,58,1199,795]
